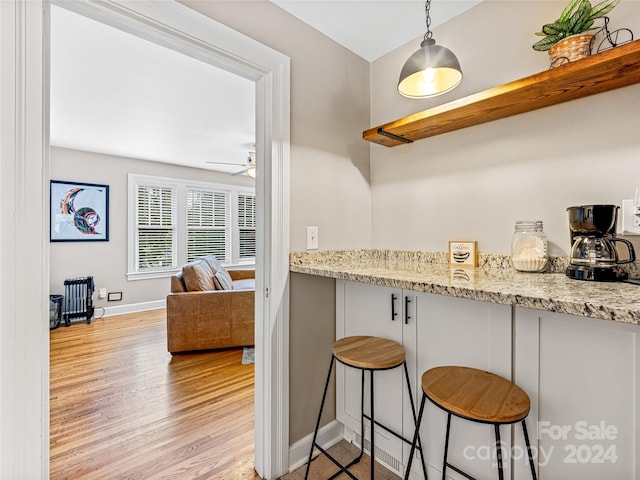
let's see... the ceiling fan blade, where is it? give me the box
[231,167,250,176]
[205,161,245,165]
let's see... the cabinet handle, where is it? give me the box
[405,296,411,324]
[391,294,398,321]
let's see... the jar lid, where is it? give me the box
[515,220,543,229]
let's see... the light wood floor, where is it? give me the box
[50,308,259,479]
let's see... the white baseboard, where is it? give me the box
[100,299,166,318]
[288,420,344,473]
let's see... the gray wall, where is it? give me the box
[370,1,640,255]
[289,273,336,443]
[49,146,255,310]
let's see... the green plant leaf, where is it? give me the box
[559,0,585,22]
[568,2,590,33]
[532,33,564,51]
[587,0,620,20]
[542,21,569,35]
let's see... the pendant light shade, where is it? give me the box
[397,1,463,98]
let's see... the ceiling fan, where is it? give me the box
[206,151,256,178]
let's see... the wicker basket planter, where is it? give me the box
[548,33,594,67]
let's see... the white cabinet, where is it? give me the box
[411,292,512,480]
[336,280,416,475]
[514,308,640,480]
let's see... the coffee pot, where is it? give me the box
[566,205,635,281]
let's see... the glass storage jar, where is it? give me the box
[511,220,548,272]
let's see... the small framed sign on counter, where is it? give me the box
[448,241,478,267]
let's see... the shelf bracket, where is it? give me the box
[377,128,413,144]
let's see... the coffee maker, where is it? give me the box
[566,204,635,281]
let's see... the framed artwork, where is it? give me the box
[50,180,109,242]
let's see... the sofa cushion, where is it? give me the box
[213,269,233,290]
[232,278,255,291]
[182,260,216,291]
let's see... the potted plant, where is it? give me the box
[532,0,620,64]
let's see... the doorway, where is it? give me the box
[0,1,290,479]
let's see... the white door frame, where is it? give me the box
[0,1,290,478]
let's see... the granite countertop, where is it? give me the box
[290,250,640,325]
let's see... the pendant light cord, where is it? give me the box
[423,0,433,40]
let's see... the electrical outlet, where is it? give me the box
[306,226,319,250]
[98,288,107,299]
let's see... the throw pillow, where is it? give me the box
[213,269,233,290]
[182,260,216,291]
[202,255,222,275]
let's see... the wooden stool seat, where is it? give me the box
[422,365,530,424]
[333,336,405,370]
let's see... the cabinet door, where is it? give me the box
[336,280,410,474]
[410,292,512,480]
[514,308,640,480]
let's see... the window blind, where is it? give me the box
[136,185,176,269]
[238,193,256,259]
[186,189,229,262]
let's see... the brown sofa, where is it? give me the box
[166,255,255,354]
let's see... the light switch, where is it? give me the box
[307,226,319,250]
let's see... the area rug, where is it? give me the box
[242,347,255,364]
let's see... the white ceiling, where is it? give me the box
[50,1,480,174]
[272,0,482,62]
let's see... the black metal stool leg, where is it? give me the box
[358,369,366,460]
[370,369,375,479]
[403,392,427,480]
[325,369,364,480]
[442,413,452,480]
[305,355,335,480]
[403,363,428,480]
[494,424,504,480]
[522,419,538,480]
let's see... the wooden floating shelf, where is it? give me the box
[363,39,640,147]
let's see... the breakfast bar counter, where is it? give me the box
[290,249,640,325]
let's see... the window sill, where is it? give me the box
[127,269,179,281]
[127,261,255,281]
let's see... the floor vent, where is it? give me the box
[355,433,401,473]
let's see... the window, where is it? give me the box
[128,174,255,280]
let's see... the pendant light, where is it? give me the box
[398,0,463,98]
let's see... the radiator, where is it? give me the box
[63,276,95,326]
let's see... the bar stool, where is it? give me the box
[305,335,428,480]
[405,366,537,480]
